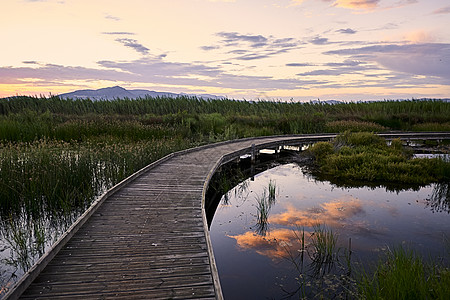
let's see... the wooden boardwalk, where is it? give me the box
[6,133,450,300]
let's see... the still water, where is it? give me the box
[209,162,449,299]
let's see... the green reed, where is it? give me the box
[1,97,449,139]
[255,190,270,236]
[358,245,450,299]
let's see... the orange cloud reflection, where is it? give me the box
[229,197,367,260]
[228,228,310,259]
[270,197,364,228]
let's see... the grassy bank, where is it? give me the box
[307,132,450,186]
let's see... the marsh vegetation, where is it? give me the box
[0,95,449,297]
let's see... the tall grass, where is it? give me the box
[1,97,449,138]
[0,138,189,218]
[358,246,450,299]
[255,180,278,236]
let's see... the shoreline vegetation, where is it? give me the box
[1,95,450,297]
[307,131,450,186]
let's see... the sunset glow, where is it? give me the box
[1,0,449,100]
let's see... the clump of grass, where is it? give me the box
[255,180,278,236]
[358,246,450,299]
[307,132,450,185]
[255,190,270,236]
[280,225,357,299]
[267,179,277,204]
[309,224,338,267]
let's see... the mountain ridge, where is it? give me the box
[59,86,224,100]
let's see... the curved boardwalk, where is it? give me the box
[6,133,450,300]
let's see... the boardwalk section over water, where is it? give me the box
[6,133,450,299]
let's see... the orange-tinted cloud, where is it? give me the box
[333,0,380,10]
[404,30,436,43]
[228,228,310,259]
[228,197,368,260]
[269,197,364,228]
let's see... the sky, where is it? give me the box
[1,0,449,101]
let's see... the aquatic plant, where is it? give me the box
[308,224,339,276]
[255,190,270,236]
[357,246,450,299]
[267,179,277,204]
[308,132,450,185]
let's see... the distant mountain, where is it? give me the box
[59,86,225,100]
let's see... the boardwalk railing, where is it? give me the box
[4,132,450,299]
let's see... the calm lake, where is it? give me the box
[209,159,450,299]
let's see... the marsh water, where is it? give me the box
[208,157,450,299]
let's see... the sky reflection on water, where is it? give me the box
[210,163,450,299]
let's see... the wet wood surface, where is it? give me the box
[14,133,449,299]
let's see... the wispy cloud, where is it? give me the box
[0,57,330,92]
[297,60,378,76]
[432,6,450,14]
[102,32,135,36]
[326,43,450,81]
[336,28,357,34]
[105,14,121,21]
[286,63,315,67]
[217,32,269,47]
[115,38,150,55]
[202,32,303,61]
[332,0,380,10]
[310,36,331,45]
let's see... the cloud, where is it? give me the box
[201,45,220,51]
[433,6,450,14]
[102,32,135,36]
[0,55,335,92]
[217,32,269,47]
[289,0,306,6]
[201,32,302,61]
[286,63,315,67]
[105,14,121,21]
[325,0,417,11]
[332,0,380,10]
[336,28,357,34]
[270,198,365,228]
[115,38,150,55]
[326,43,450,81]
[310,36,331,45]
[228,229,306,259]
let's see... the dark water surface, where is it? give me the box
[209,162,450,299]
